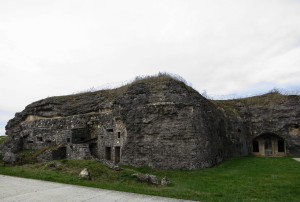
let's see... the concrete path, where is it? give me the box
[293,158,300,163]
[0,175,193,202]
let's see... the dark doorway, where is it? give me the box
[253,140,259,152]
[89,143,98,157]
[115,146,120,164]
[105,147,111,160]
[265,138,272,156]
[278,140,285,152]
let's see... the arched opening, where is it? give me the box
[252,133,286,156]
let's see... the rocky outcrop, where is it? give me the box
[1,75,300,169]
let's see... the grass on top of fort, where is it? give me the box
[0,136,6,145]
[0,137,300,201]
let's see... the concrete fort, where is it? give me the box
[1,74,300,169]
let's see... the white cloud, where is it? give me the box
[0,0,300,132]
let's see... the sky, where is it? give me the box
[1,0,300,135]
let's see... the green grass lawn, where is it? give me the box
[0,156,299,201]
[0,136,7,145]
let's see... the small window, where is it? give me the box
[253,140,259,152]
[27,140,33,143]
[278,140,285,152]
[67,138,71,143]
[118,132,121,138]
[37,137,43,142]
[106,128,114,133]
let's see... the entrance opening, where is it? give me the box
[264,138,272,156]
[253,140,259,152]
[105,147,111,160]
[115,146,120,164]
[253,133,286,156]
[278,140,285,152]
[89,143,98,157]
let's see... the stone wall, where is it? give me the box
[66,144,92,160]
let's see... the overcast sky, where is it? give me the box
[1,0,300,135]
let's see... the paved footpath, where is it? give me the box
[0,175,193,202]
[293,158,300,163]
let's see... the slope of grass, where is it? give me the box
[0,136,7,145]
[211,92,292,115]
[0,157,300,201]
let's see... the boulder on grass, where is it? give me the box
[3,152,17,164]
[79,168,91,180]
[132,173,159,185]
[45,161,62,168]
[161,176,170,186]
[110,165,123,171]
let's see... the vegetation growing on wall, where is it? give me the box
[0,136,6,146]
[211,90,290,115]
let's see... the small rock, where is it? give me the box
[132,173,159,185]
[110,165,122,171]
[132,173,149,182]
[79,168,91,180]
[161,176,170,186]
[45,162,62,168]
[148,174,159,185]
[3,152,17,164]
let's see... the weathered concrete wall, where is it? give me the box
[37,146,67,163]
[66,144,92,160]
[112,79,233,169]
[213,94,300,156]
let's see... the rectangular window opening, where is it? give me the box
[118,132,121,138]
[67,138,71,143]
[106,128,114,133]
[37,137,43,142]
